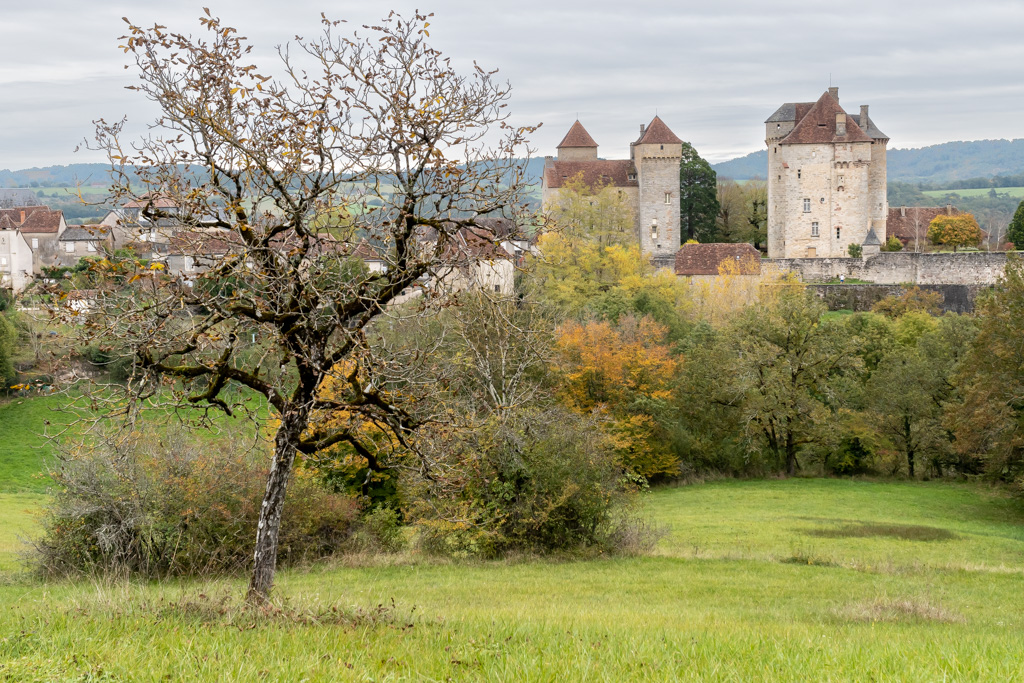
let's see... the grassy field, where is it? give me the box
[922,186,1024,199]
[0,473,1022,680]
[2,396,1023,680]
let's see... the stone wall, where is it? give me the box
[807,283,989,313]
[771,251,1011,285]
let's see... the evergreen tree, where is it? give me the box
[679,142,720,243]
[1007,199,1024,249]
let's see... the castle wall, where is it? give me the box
[771,251,1010,285]
[807,283,988,314]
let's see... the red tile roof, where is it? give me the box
[556,120,599,148]
[674,243,762,276]
[780,91,873,145]
[636,116,683,145]
[886,206,959,244]
[543,159,638,189]
[0,207,64,234]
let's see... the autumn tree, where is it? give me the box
[554,316,680,479]
[731,288,859,475]
[534,174,651,316]
[950,256,1024,483]
[927,213,983,252]
[74,11,535,603]
[678,142,720,242]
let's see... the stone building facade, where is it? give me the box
[765,88,888,259]
[542,118,683,264]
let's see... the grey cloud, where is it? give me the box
[2,0,1022,170]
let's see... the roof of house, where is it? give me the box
[350,238,384,261]
[863,227,882,246]
[60,226,108,241]
[543,159,638,190]
[0,207,64,234]
[556,120,599,149]
[674,242,762,276]
[122,194,179,210]
[779,91,874,145]
[636,115,684,145]
[886,206,959,243]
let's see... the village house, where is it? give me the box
[674,242,762,280]
[886,205,961,252]
[0,206,67,272]
[57,226,110,267]
[0,228,34,292]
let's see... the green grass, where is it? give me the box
[1,478,1023,680]
[922,186,1024,199]
[0,393,75,493]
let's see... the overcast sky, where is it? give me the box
[2,0,1023,171]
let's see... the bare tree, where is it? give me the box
[71,10,535,603]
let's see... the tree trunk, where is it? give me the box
[785,432,798,476]
[247,406,306,605]
[904,415,915,479]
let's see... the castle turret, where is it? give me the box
[631,116,682,261]
[555,120,599,162]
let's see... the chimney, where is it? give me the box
[828,87,839,101]
[19,210,25,223]
[639,124,646,133]
[859,105,869,130]
[901,206,906,217]
[835,112,846,136]
[946,204,952,214]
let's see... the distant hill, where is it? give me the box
[712,139,1024,184]
[711,151,767,181]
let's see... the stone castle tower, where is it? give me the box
[765,88,889,258]
[541,117,683,263]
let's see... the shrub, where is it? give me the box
[35,433,359,578]
[828,436,876,476]
[410,406,649,557]
[881,236,903,252]
[847,243,863,258]
[349,506,406,554]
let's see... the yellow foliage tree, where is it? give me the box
[554,317,680,479]
[927,213,983,252]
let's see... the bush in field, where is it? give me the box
[410,406,651,558]
[35,434,359,578]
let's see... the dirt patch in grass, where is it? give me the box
[803,522,958,541]
[838,597,966,624]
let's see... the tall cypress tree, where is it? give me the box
[679,142,721,243]
[1007,199,1024,249]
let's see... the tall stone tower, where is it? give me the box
[631,116,683,263]
[765,88,888,258]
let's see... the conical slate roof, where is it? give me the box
[863,227,882,246]
[556,120,598,148]
[636,116,683,145]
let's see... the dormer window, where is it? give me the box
[627,173,636,181]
